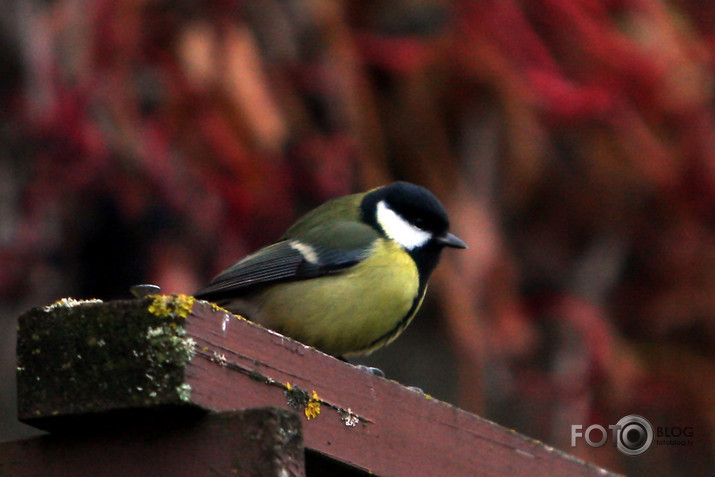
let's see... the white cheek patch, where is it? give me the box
[376,200,431,250]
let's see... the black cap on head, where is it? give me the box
[361,181,450,237]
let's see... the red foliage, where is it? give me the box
[0,1,713,473]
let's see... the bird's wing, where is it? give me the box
[194,221,379,299]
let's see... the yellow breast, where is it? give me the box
[254,239,420,356]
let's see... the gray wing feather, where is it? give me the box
[195,222,377,300]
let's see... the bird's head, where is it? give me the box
[361,182,466,278]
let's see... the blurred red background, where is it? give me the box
[0,1,713,475]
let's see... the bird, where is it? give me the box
[194,181,466,357]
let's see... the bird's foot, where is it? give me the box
[355,365,385,377]
[407,386,424,395]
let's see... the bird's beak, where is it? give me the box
[436,232,467,249]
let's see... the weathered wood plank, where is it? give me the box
[16,296,619,477]
[0,408,304,477]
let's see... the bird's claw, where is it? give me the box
[355,365,385,377]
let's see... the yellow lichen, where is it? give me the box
[148,295,196,319]
[195,299,248,321]
[283,383,321,419]
[305,390,321,420]
[208,302,229,313]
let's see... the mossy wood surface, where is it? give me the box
[16,296,620,477]
[17,297,200,428]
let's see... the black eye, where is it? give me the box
[414,218,426,229]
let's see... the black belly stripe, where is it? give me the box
[359,286,427,353]
[360,245,442,352]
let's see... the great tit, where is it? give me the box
[195,181,466,357]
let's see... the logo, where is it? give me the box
[571,414,693,456]
[613,415,653,456]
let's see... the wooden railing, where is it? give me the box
[1,295,620,476]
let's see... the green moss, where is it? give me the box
[16,296,199,422]
[176,383,192,402]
